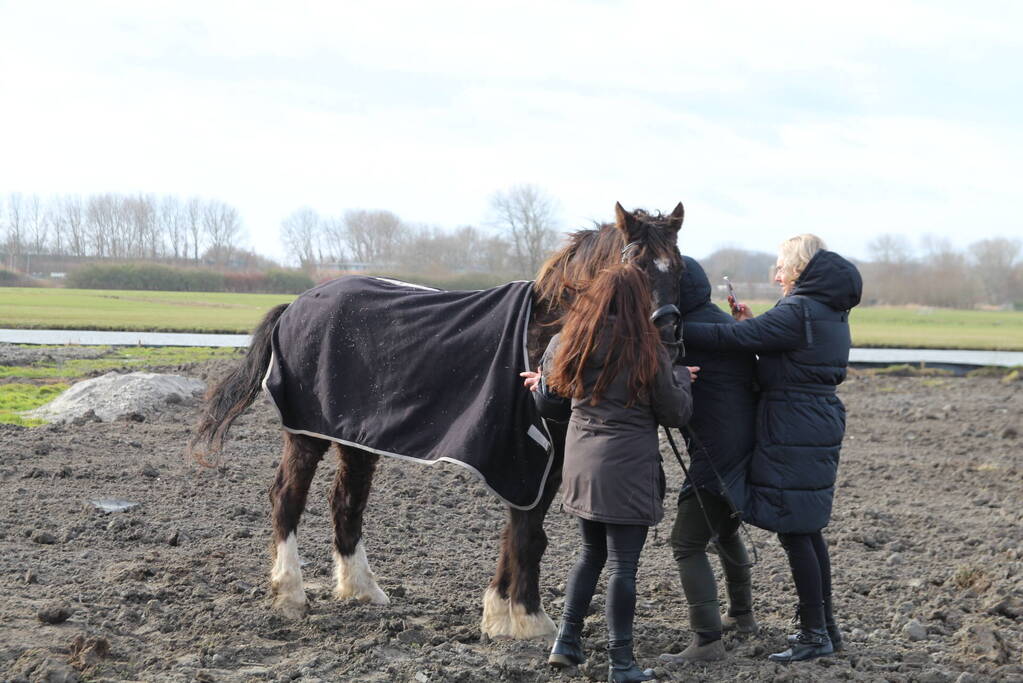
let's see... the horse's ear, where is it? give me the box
[614,202,639,240]
[667,202,684,233]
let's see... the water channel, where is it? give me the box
[2,328,1021,368]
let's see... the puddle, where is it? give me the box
[89,499,140,513]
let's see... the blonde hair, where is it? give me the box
[777,234,827,285]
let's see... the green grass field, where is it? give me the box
[712,299,1023,351]
[1,287,1022,350]
[0,287,295,333]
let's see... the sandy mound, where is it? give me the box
[27,371,205,423]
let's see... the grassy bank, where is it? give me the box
[1,287,1022,349]
[0,345,241,425]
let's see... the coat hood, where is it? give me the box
[792,250,863,311]
[678,256,713,314]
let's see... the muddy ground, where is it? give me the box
[1,347,1021,682]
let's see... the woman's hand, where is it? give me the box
[687,366,700,383]
[520,369,541,392]
[728,295,753,321]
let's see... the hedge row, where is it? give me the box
[66,264,314,294]
[0,268,37,287]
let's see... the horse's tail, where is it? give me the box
[189,303,288,465]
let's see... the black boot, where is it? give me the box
[608,642,655,682]
[548,619,585,668]
[823,595,843,650]
[787,598,842,650]
[772,603,834,663]
[770,626,834,663]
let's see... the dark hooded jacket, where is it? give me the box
[536,330,693,526]
[683,250,863,534]
[675,257,757,501]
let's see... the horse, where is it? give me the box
[188,202,686,640]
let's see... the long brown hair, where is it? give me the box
[546,263,662,405]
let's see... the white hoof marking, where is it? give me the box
[334,541,389,605]
[270,533,307,617]
[480,586,556,639]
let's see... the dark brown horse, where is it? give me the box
[189,202,685,639]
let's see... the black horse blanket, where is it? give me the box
[263,276,554,509]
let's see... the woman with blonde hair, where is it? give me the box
[683,234,862,663]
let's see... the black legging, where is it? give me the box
[777,530,832,628]
[562,518,649,647]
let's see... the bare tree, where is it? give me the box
[160,196,188,260]
[970,237,1021,305]
[917,235,980,308]
[280,207,322,269]
[4,194,24,270]
[867,233,913,265]
[202,200,243,264]
[186,197,203,262]
[490,184,560,277]
[60,195,86,257]
[342,209,407,264]
[48,200,66,258]
[26,194,48,255]
[321,215,347,263]
[125,194,158,258]
[863,234,916,304]
[85,194,116,258]
[702,246,777,283]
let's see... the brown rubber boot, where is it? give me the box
[659,637,726,664]
[721,612,759,634]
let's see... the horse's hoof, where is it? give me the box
[480,587,557,639]
[272,596,308,620]
[333,543,390,605]
[335,585,390,605]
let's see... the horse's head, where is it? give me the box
[614,202,685,354]
[531,202,685,359]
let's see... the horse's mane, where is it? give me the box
[533,212,679,311]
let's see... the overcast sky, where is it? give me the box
[1,1,1021,265]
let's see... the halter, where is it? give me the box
[651,303,685,359]
[620,241,641,263]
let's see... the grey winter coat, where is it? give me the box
[537,333,693,526]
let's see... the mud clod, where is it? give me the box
[37,604,73,624]
[30,530,58,545]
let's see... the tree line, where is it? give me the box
[0,184,561,281]
[280,184,561,279]
[0,192,247,271]
[860,234,1022,308]
[698,236,1023,309]
[3,189,1020,308]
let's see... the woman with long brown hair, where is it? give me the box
[522,262,695,682]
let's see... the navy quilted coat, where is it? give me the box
[683,251,862,533]
[675,257,757,500]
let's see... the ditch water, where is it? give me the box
[1,328,1021,369]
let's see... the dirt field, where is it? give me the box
[1,348,1021,682]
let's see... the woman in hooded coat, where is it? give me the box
[682,234,862,663]
[659,256,759,664]
[523,262,694,682]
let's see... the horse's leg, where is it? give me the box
[329,445,388,605]
[269,431,329,618]
[481,423,566,639]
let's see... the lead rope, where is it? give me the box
[663,426,758,568]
